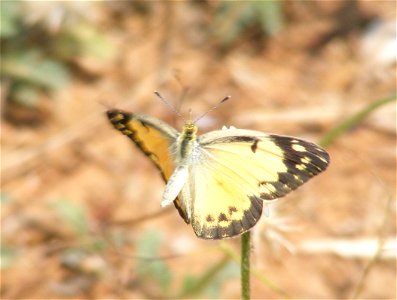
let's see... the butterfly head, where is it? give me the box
[182,121,198,139]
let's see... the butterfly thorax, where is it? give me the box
[176,122,199,164]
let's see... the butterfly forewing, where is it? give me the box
[199,129,330,201]
[107,110,178,179]
[107,110,192,222]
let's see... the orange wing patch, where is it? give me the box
[107,110,177,180]
[107,110,189,222]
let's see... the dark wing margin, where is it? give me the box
[194,195,263,240]
[260,134,330,200]
[106,110,190,223]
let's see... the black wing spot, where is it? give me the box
[206,215,215,222]
[228,206,238,215]
[218,213,228,222]
[250,139,259,153]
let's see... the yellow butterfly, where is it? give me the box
[107,103,329,239]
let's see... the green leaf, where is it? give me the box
[256,1,284,35]
[71,22,115,60]
[136,231,172,295]
[0,193,13,204]
[1,245,17,269]
[0,1,21,37]
[53,22,115,61]
[319,94,397,147]
[213,1,284,48]
[213,2,254,47]
[1,49,70,90]
[179,255,238,298]
[52,199,89,236]
[11,83,40,107]
[136,230,162,257]
[203,261,240,298]
[181,274,198,295]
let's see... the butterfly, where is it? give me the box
[107,104,330,239]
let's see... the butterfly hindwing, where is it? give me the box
[188,152,264,239]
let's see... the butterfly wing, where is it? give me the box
[187,128,329,239]
[187,156,264,239]
[107,110,190,222]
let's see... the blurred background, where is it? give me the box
[1,1,396,299]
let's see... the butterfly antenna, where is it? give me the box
[194,95,231,123]
[154,91,185,121]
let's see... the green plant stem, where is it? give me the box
[241,231,251,300]
[319,94,396,147]
[220,241,290,298]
